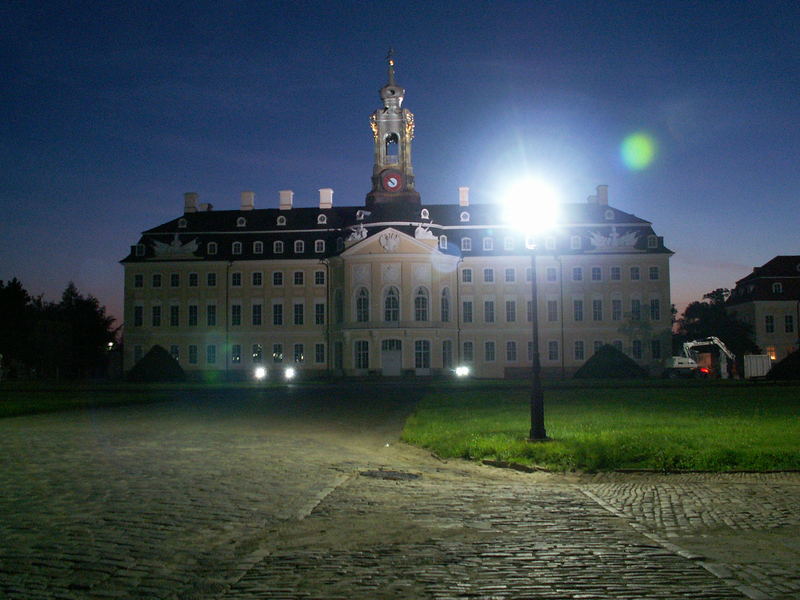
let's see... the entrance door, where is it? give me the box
[381,339,402,376]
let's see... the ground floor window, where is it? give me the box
[134,345,143,363]
[188,345,198,364]
[170,345,179,360]
[442,340,453,369]
[232,344,241,364]
[315,343,325,364]
[484,341,496,362]
[355,340,369,369]
[294,344,304,363]
[632,340,643,359]
[650,340,661,360]
[574,341,584,361]
[252,344,263,363]
[273,344,283,363]
[547,341,559,361]
[506,341,517,361]
[463,341,474,363]
[206,345,216,365]
[415,340,431,369]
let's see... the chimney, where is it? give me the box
[279,190,293,211]
[459,186,470,207]
[240,191,255,211]
[198,203,213,212]
[596,185,608,206]
[319,188,333,209]
[184,192,198,213]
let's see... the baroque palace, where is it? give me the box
[121,57,673,379]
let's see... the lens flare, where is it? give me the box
[621,132,656,170]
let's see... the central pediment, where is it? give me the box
[340,227,440,257]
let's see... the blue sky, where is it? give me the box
[2,1,798,322]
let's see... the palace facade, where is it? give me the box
[121,57,673,379]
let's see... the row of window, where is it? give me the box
[133,239,329,258]
[764,314,795,334]
[351,338,662,369]
[179,213,332,230]
[134,270,326,289]
[134,342,326,366]
[460,265,660,284]
[457,233,659,252]
[133,301,326,327]
[458,298,662,324]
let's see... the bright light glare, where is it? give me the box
[284,367,296,380]
[454,365,470,377]
[501,178,560,237]
[254,366,267,380]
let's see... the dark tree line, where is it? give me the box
[0,278,116,380]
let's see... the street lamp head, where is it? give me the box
[501,177,560,244]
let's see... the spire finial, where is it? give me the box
[386,48,395,86]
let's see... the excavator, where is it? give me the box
[663,336,736,379]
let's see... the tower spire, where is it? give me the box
[386,48,395,86]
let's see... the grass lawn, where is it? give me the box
[401,381,800,472]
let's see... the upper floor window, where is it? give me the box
[207,242,218,255]
[647,235,658,248]
[504,237,514,251]
[178,218,187,228]
[414,287,429,321]
[232,241,242,255]
[236,217,246,228]
[384,287,400,322]
[276,215,287,226]
[772,282,783,293]
[630,266,640,281]
[294,240,304,253]
[462,268,473,283]
[570,236,581,250]
[504,268,515,283]
[314,239,325,253]
[314,270,325,285]
[420,208,430,220]
[441,288,451,322]
[134,274,143,288]
[274,241,284,254]
[610,266,621,281]
[545,237,556,251]
[483,237,493,251]
[604,209,614,221]
[253,241,264,254]
[152,273,162,288]
[461,237,472,251]
[572,267,583,281]
[545,267,557,282]
[356,288,370,322]
[649,266,660,280]
[459,211,470,222]
[483,268,494,283]
[317,214,327,225]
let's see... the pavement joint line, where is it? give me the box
[580,487,771,600]
[295,472,355,521]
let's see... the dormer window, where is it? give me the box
[236,217,246,228]
[439,235,447,250]
[504,237,514,251]
[178,218,187,229]
[274,241,284,254]
[604,209,614,221]
[317,214,327,225]
[647,235,658,248]
[772,282,783,294]
[483,237,493,251]
[294,240,304,253]
[545,237,556,251]
[460,211,470,222]
[232,241,242,255]
[461,237,472,251]
[571,236,581,250]
[314,240,325,253]
[277,216,287,226]
[207,242,218,255]
[253,241,264,254]
[356,210,365,221]
[420,208,430,220]
[134,244,145,257]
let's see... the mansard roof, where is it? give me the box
[727,255,800,305]
[122,200,670,263]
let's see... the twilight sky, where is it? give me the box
[2,1,798,324]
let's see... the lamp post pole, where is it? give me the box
[529,251,547,441]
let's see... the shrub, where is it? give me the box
[126,345,185,382]
[573,344,648,379]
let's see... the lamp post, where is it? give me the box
[527,246,547,440]
[502,177,559,442]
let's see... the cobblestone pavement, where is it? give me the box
[1,386,798,599]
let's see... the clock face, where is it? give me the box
[381,170,403,192]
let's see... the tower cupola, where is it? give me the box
[365,50,421,209]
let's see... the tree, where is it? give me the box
[0,278,35,375]
[674,288,759,370]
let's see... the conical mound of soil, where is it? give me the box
[127,344,185,382]
[766,350,800,380]
[574,344,648,378]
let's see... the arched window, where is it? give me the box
[461,237,472,251]
[420,208,430,220]
[384,287,400,322]
[178,218,187,229]
[277,216,287,226]
[273,241,284,254]
[605,209,615,221]
[772,282,783,294]
[232,241,242,255]
[460,211,470,222]
[385,132,399,158]
[236,217,246,227]
[317,214,327,225]
[356,288,369,322]
[441,288,450,323]
[294,240,304,253]
[314,239,325,253]
[207,242,218,255]
[414,287,429,322]
[483,237,493,251]
[439,235,447,250]
[253,241,264,254]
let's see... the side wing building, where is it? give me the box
[121,58,673,379]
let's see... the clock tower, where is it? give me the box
[365,51,421,209]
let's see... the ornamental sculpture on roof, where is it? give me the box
[151,234,199,258]
[589,228,639,251]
